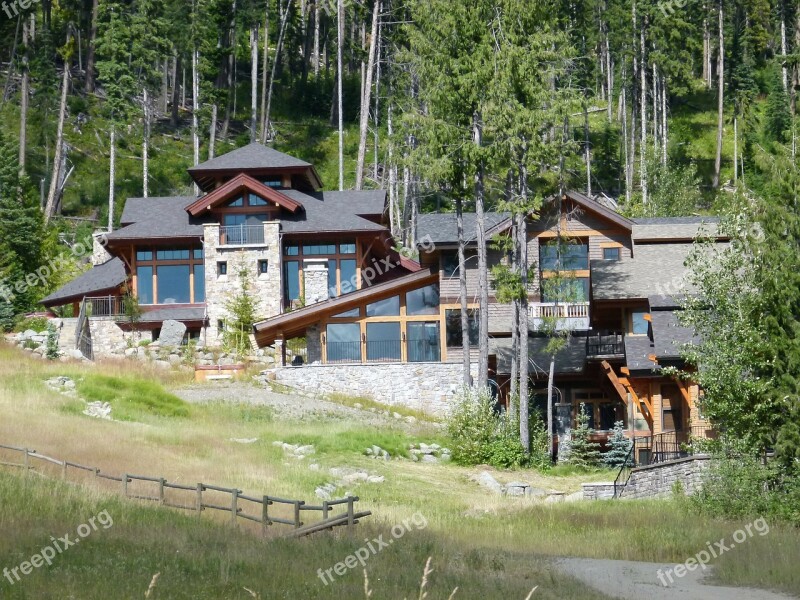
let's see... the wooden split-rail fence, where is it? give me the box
[0,443,370,537]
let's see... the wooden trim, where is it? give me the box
[540,269,590,278]
[599,241,624,248]
[535,229,624,238]
[185,173,302,216]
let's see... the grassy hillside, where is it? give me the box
[1,343,799,598]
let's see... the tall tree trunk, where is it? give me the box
[221,0,237,140]
[355,0,380,190]
[85,0,99,93]
[44,53,70,222]
[337,0,345,190]
[192,48,200,193]
[661,75,668,165]
[456,197,470,387]
[171,53,180,127]
[546,357,555,460]
[712,0,724,188]
[108,127,116,232]
[702,9,711,89]
[373,13,382,183]
[1,16,21,108]
[313,0,321,76]
[250,25,259,143]
[259,2,269,141]
[143,88,150,198]
[474,111,489,390]
[733,113,738,184]
[584,103,591,195]
[209,104,218,159]
[639,15,648,205]
[18,19,29,175]
[517,208,529,450]
[780,1,788,92]
[263,0,292,144]
[161,60,169,114]
[622,76,632,203]
[387,103,397,236]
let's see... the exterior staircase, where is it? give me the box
[57,318,79,352]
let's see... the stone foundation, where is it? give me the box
[261,362,478,415]
[619,454,711,499]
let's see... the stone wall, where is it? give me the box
[620,455,711,500]
[306,325,322,363]
[262,362,478,415]
[303,259,329,305]
[581,482,616,500]
[203,222,281,344]
[88,318,134,356]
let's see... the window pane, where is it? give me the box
[157,265,191,304]
[632,311,648,334]
[328,259,338,298]
[223,214,246,226]
[332,307,360,318]
[541,277,589,303]
[599,403,617,430]
[248,193,268,206]
[406,284,440,315]
[263,179,282,188]
[285,244,299,256]
[366,322,401,361]
[193,264,205,302]
[193,248,204,259]
[445,309,479,348]
[340,242,356,254]
[136,250,152,261]
[227,195,244,207]
[284,261,300,305]
[340,259,357,294]
[442,251,459,276]
[539,244,559,270]
[366,295,400,317]
[603,247,620,261]
[137,266,153,304]
[562,243,589,269]
[326,323,361,362]
[408,322,440,362]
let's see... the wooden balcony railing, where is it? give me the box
[529,302,590,331]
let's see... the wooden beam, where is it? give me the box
[601,360,629,405]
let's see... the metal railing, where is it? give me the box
[613,442,635,498]
[326,341,362,364]
[586,332,625,357]
[83,295,126,318]
[219,225,265,246]
[365,340,402,363]
[324,340,421,364]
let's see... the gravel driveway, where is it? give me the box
[553,558,796,600]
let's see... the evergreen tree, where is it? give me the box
[765,67,792,143]
[567,403,601,469]
[603,420,633,468]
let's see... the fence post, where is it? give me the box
[231,489,239,526]
[322,500,329,520]
[261,496,270,533]
[158,478,165,505]
[122,474,128,497]
[294,501,302,529]
[347,497,355,526]
[23,448,29,477]
[62,461,67,481]
[195,484,203,515]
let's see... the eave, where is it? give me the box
[185,173,304,216]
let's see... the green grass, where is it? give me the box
[74,374,190,421]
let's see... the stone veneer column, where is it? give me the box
[203,221,281,347]
[302,259,329,305]
[306,324,322,363]
[91,232,113,266]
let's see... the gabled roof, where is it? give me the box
[185,173,303,216]
[40,258,127,307]
[107,197,210,242]
[189,143,312,172]
[278,190,387,233]
[562,191,634,231]
[253,269,438,346]
[415,212,512,247]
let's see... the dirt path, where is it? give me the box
[553,557,796,600]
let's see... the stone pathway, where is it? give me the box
[552,557,797,600]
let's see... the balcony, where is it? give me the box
[219,224,266,247]
[529,302,590,331]
[586,331,625,358]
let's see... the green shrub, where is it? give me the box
[14,316,48,333]
[76,375,190,420]
[45,322,59,360]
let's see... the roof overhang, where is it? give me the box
[561,191,634,231]
[188,165,323,193]
[253,269,437,346]
[185,173,304,216]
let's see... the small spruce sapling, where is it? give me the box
[603,420,633,468]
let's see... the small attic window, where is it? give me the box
[249,193,269,206]
[227,196,244,207]
[262,179,282,188]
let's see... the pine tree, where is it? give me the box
[567,403,601,469]
[603,420,633,468]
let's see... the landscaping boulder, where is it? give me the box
[158,320,186,348]
[470,471,504,494]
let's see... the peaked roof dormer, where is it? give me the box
[185,173,303,216]
[187,142,323,192]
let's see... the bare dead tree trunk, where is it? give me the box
[546,358,555,459]
[250,25,259,143]
[209,103,217,159]
[355,0,380,190]
[584,103,591,195]
[661,75,668,165]
[85,0,99,93]
[171,53,180,127]
[639,13,648,205]
[221,0,237,140]
[263,0,292,144]
[712,0,724,188]
[703,7,711,89]
[192,48,200,193]
[474,111,489,390]
[780,0,788,92]
[337,0,345,190]
[143,88,150,197]
[313,0,321,76]
[18,19,29,175]
[517,207,529,450]
[108,127,116,232]
[45,52,70,222]
[456,197,471,387]
[259,2,269,141]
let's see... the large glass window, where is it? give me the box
[539,240,589,270]
[442,251,460,277]
[303,243,337,255]
[340,243,356,254]
[193,264,205,302]
[445,309,479,348]
[156,248,190,260]
[541,277,590,303]
[340,259,358,294]
[137,266,153,304]
[408,322,440,362]
[366,295,400,317]
[326,323,361,362]
[366,322,401,362]
[406,284,440,315]
[248,193,268,206]
[631,311,649,335]
[328,259,338,298]
[284,261,300,305]
[157,265,191,304]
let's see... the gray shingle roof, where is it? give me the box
[624,335,659,373]
[138,306,206,323]
[188,142,311,172]
[279,190,387,233]
[591,243,694,301]
[41,258,127,306]
[109,197,211,241]
[416,212,511,246]
[632,216,720,241]
[493,335,587,375]
[651,310,697,358]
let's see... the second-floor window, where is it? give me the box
[539,240,589,271]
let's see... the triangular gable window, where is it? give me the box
[224,194,269,207]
